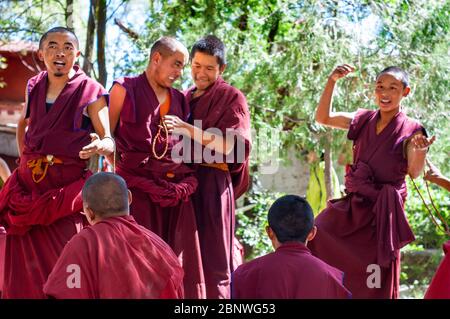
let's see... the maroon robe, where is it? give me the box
[185,77,251,299]
[424,240,450,299]
[309,109,425,299]
[112,73,205,299]
[231,242,351,299]
[0,227,5,296]
[0,66,107,298]
[43,215,184,299]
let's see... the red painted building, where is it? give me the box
[0,41,45,170]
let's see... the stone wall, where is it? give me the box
[0,132,18,157]
[257,150,310,196]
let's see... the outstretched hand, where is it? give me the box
[329,64,355,82]
[410,134,435,152]
[79,133,114,159]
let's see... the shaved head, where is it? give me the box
[82,172,129,218]
[376,66,409,88]
[149,36,188,62]
[39,26,79,50]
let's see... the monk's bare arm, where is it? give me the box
[315,64,355,130]
[79,96,114,159]
[96,83,126,164]
[424,159,450,191]
[108,84,126,134]
[16,87,29,157]
[0,157,11,182]
[163,116,234,155]
[406,133,435,179]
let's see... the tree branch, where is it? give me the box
[113,18,139,40]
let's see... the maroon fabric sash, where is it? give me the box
[0,154,90,235]
[345,161,415,267]
[117,152,197,207]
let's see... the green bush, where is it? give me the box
[236,181,284,261]
[405,177,450,250]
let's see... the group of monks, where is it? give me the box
[0,27,448,299]
[0,28,250,299]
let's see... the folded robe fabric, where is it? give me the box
[44,215,184,299]
[309,108,425,299]
[0,66,107,298]
[424,240,450,299]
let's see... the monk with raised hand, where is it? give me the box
[163,35,251,299]
[0,27,113,298]
[232,195,351,299]
[43,172,183,299]
[108,36,205,298]
[309,64,434,298]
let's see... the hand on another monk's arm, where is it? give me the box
[163,115,234,155]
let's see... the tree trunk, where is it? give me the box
[324,133,333,200]
[267,11,281,53]
[82,0,96,76]
[96,0,107,86]
[65,0,74,31]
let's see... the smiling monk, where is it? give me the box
[163,35,251,299]
[109,37,205,299]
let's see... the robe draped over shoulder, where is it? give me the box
[185,77,251,299]
[0,66,107,298]
[232,242,351,299]
[424,240,450,299]
[112,74,205,299]
[44,215,184,299]
[309,108,425,299]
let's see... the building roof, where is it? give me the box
[0,40,39,54]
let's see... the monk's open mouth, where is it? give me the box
[54,61,66,67]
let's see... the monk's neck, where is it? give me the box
[145,70,169,104]
[192,80,217,99]
[46,68,76,100]
[376,107,400,134]
[192,88,206,99]
[378,107,400,125]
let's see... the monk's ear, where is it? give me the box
[37,49,44,62]
[84,206,95,224]
[219,64,227,75]
[402,86,410,97]
[152,52,162,65]
[306,226,317,242]
[127,189,132,206]
[266,225,275,240]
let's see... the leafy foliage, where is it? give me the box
[1,0,448,289]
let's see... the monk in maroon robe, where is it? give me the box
[164,35,251,299]
[43,173,184,299]
[109,37,205,299]
[423,164,450,299]
[232,195,351,299]
[309,65,434,298]
[0,27,114,298]
[0,227,5,296]
[424,240,450,299]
